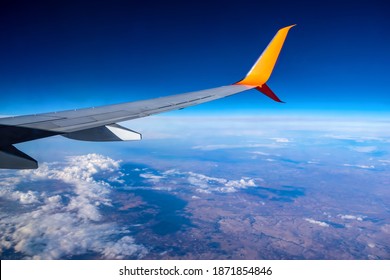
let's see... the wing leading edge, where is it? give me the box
[0,25,295,169]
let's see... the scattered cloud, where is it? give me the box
[324,134,390,142]
[186,172,258,193]
[0,154,147,259]
[226,178,256,188]
[349,146,377,153]
[136,169,260,194]
[139,173,166,183]
[140,169,257,192]
[102,236,147,259]
[271,137,291,143]
[304,218,329,227]
[381,224,390,234]
[325,135,356,140]
[251,151,272,156]
[343,164,375,169]
[192,143,284,151]
[338,214,364,221]
[0,176,22,187]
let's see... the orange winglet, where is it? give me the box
[235,25,295,102]
[236,25,295,87]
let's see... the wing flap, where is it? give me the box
[0,145,38,169]
[63,124,141,141]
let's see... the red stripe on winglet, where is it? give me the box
[256,84,285,103]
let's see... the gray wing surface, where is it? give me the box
[0,84,254,169]
[0,84,253,143]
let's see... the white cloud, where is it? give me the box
[191,144,242,151]
[339,214,364,221]
[0,188,40,204]
[325,134,356,140]
[187,172,227,186]
[0,154,147,259]
[271,137,290,143]
[195,188,212,194]
[156,170,259,194]
[350,146,377,153]
[304,218,329,227]
[225,178,256,188]
[192,143,284,151]
[102,236,148,259]
[139,173,166,183]
[325,134,390,142]
[381,224,390,234]
[0,177,22,187]
[251,151,271,156]
[343,164,375,169]
[163,169,179,175]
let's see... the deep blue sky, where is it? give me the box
[0,0,389,116]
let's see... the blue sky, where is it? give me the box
[0,0,389,116]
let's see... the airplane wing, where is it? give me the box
[0,25,295,169]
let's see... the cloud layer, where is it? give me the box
[0,154,147,260]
